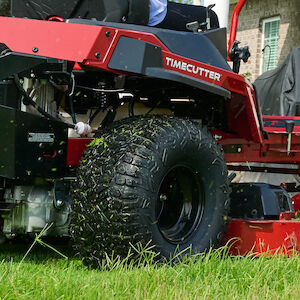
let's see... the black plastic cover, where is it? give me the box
[254,47,300,116]
[0,105,68,180]
[229,183,294,220]
[0,52,46,81]
[108,36,230,98]
[108,37,163,74]
[0,80,20,109]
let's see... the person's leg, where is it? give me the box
[156,1,219,32]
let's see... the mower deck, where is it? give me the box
[223,218,300,256]
[223,188,300,256]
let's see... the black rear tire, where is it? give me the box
[71,116,229,266]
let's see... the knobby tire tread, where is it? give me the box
[71,116,229,266]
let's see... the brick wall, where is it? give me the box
[228,0,300,82]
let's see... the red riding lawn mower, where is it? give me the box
[0,0,299,265]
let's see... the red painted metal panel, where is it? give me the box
[0,16,264,145]
[217,114,300,166]
[0,17,109,62]
[292,193,300,212]
[66,138,93,166]
[223,218,300,256]
[162,52,263,143]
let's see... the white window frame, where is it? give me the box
[260,16,280,75]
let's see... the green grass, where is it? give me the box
[0,241,299,300]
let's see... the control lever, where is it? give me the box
[186,21,208,33]
[285,120,295,155]
[186,3,215,33]
[206,4,216,30]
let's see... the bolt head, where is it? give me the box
[56,200,64,207]
[160,194,167,202]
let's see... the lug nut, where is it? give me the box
[160,194,167,202]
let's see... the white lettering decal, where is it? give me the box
[166,57,172,66]
[165,56,222,82]
[214,73,221,81]
[174,60,182,69]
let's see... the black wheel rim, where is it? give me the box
[156,165,204,244]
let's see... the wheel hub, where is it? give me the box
[156,166,204,244]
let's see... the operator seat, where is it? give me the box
[12,0,219,32]
[12,0,148,24]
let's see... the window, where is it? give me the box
[260,16,280,73]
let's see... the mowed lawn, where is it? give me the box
[0,242,299,300]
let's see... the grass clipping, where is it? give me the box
[18,223,68,268]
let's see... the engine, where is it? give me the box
[1,182,71,239]
[22,78,58,118]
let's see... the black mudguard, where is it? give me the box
[108,36,230,98]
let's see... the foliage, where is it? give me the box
[242,72,252,80]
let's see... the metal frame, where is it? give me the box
[227,0,247,60]
[224,0,300,256]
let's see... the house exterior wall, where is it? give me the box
[228,0,300,82]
